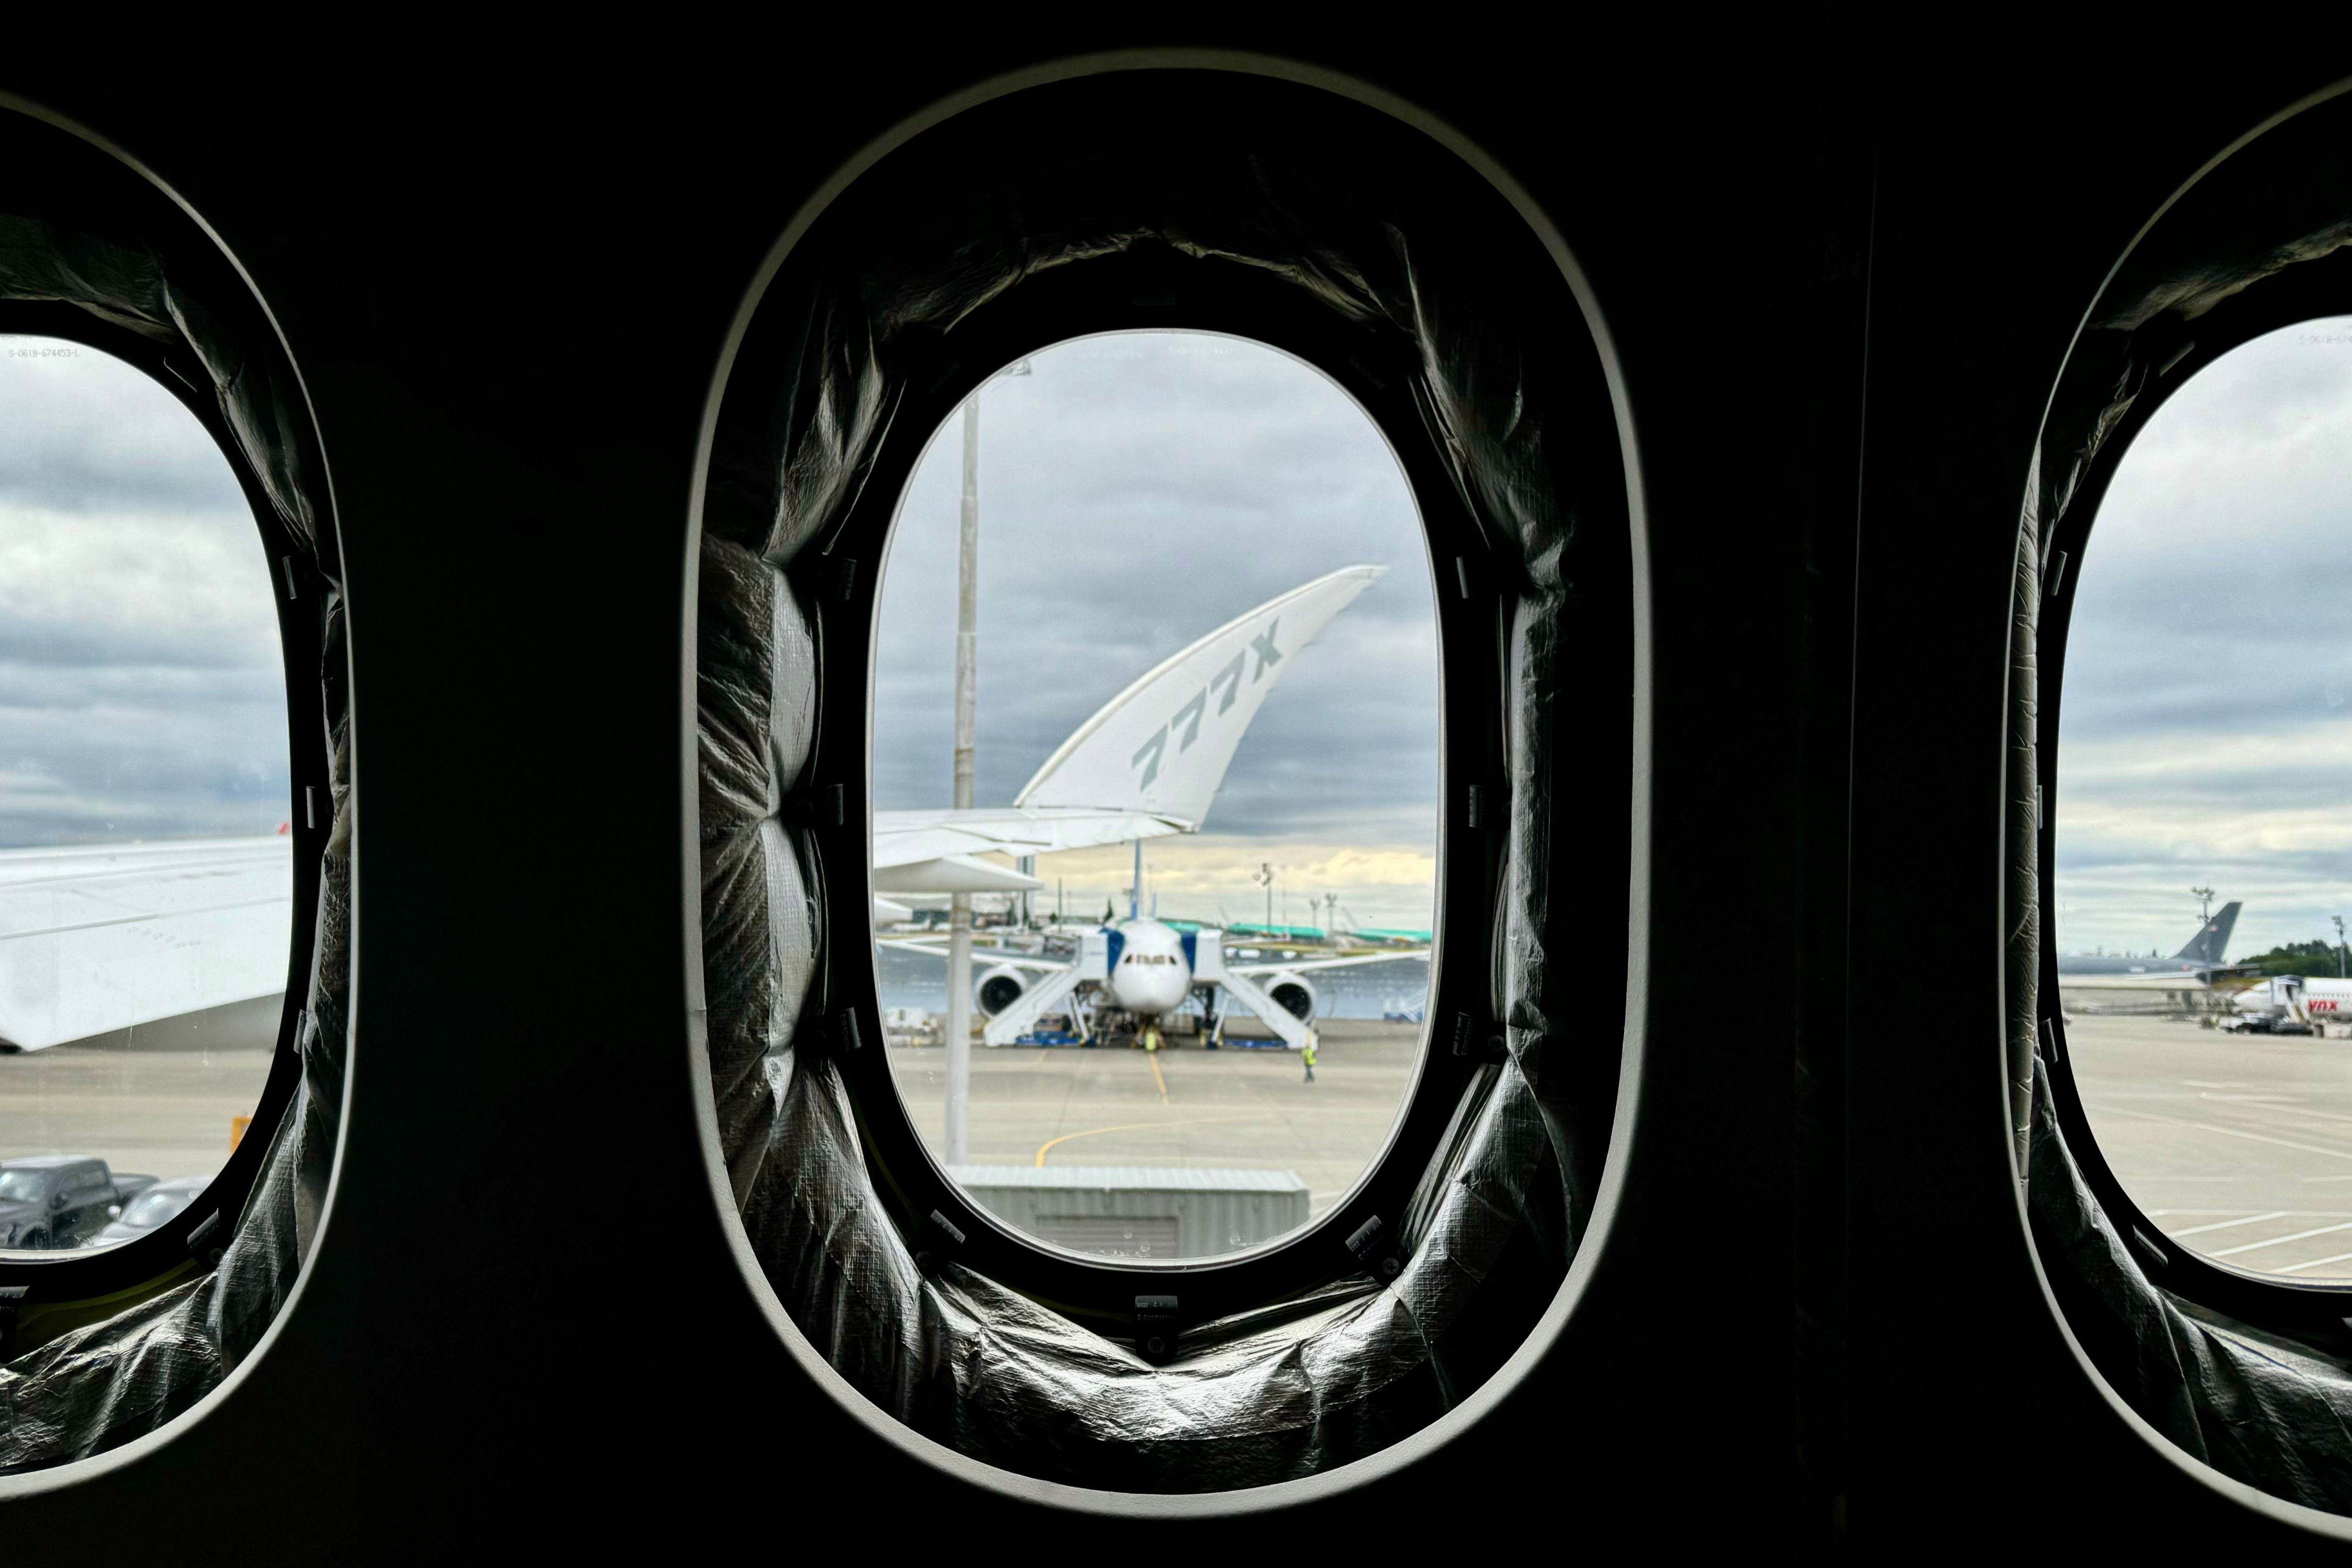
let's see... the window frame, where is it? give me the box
[793,257,1513,1328]
[0,302,328,1296]
[2039,267,2352,1329]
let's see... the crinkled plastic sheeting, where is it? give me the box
[2015,90,2352,1514]
[701,78,1623,1491]
[2027,1048,2352,1511]
[0,120,349,1470]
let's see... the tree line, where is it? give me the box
[2236,938,2352,978]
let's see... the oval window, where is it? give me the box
[2059,316,2352,1280]
[870,331,1439,1262]
[0,335,292,1257]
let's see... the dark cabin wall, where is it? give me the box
[0,18,2343,1553]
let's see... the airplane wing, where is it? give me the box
[1227,949,1431,976]
[0,835,293,1052]
[872,853,1045,895]
[875,938,1066,973]
[872,806,1188,869]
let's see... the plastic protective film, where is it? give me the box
[0,129,347,1469]
[2016,93,2352,1514]
[701,93,1617,1491]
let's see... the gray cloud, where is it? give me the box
[0,341,240,515]
[0,336,289,847]
[2058,316,2352,955]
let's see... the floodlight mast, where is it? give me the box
[946,393,979,1166]
[943,359,1029,1165]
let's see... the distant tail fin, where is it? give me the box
[2175,901,2241,965]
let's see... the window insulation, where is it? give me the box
[698,80,1627,1492]
[2018,89,2352,1515]
[0,121,347,1471]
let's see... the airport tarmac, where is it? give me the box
[27,1008,2350,1281]
[0,1014,1422,1251]
[2072,1013,2352,1279]
[0,1040,269,1190]
[886,1017,1422,1221]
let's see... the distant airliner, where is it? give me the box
[2054,901,2244,1017]
[2058,901,2240,981]
[874,565,1428,1050]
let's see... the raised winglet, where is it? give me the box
[1014,565,1382,829]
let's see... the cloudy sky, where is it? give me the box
[873,332,1441,929]
[0,337,288,846]
[2057,317,2352,961]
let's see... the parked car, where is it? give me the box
[82,1174,211,1249]
[0,1157,158,1250]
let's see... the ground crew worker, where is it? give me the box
[1139,1020,1162,1053]
[1302,1035,1317,1082]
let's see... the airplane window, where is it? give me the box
[0,335,292,1258]
[2059,316,2352,1282]
[872,331,1439,1262]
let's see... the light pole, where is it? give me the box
[943,359,1030,1168]
[2335,914,2346,980]
[944,393,981,1167]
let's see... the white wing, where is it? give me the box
[1227,949,1431,976]
[872,853,1044,894]
[0,835,293,1052]
[876,938,1066,973]
[872,806,1187,869]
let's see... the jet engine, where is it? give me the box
[1263,971,1319,1022]
[975,965,1030,1018]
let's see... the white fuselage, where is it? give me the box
[1107,918,1193,1016]
[2237,974,2352,1021]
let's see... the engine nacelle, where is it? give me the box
[975,965,1030,1018]
[1264,971,1318,1022]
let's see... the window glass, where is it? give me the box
[0,336,291,1257]
[119,1187,189,1228]
[872,332,1439,1261]
[2061,316,2352,1280]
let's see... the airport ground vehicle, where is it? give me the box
[0,1159,155,1250]
[2220,1014,2312,1037]
[10,21,2352,1557]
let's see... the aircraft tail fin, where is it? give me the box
[1014,565,1381,830]
[2175,901,2241,965]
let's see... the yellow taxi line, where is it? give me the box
[1032,1112,1278,1168]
